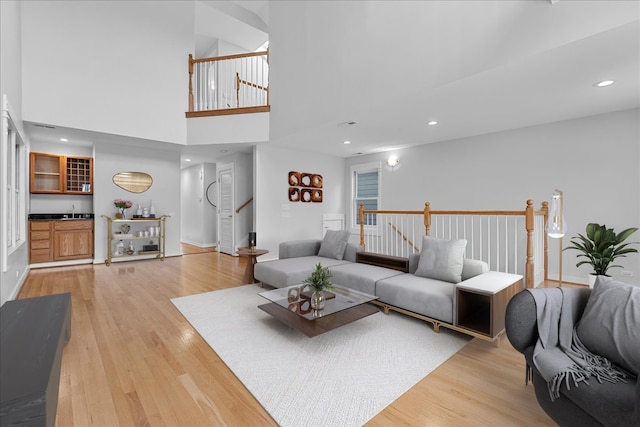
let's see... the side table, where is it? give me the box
[455,271,523,339]
[236,248,269,285]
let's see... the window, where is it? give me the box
[351,161,381,228]
[1,95,27,272]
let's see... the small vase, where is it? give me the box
[115,210,123,219]
[310,290,325,310]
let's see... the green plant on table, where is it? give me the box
[563,223,638,276]
[303,263,334,293]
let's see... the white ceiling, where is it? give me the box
[267,0,640,158]
[23,1,640,167]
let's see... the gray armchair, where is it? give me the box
[505,287,639,427]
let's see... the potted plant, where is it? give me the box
[303,263,334,310]
[564,223,638,287]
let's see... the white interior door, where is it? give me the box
[217,163,235,255]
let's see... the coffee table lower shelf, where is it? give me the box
[258,302,380,337]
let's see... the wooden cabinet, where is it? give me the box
[30,152,93,195]
[29,220,94,263]
[30,153,63,193]
[53,220,94,261]
[29,221,53,263]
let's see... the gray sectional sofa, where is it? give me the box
[254,234,523,339]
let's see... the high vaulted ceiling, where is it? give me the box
[267,0,640,157]
[23,1,639,166]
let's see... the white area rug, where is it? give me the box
[171,285,470,427]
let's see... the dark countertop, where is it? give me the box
[29,213,94,221]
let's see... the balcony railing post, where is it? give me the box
[188,54,194,112]
[525,199,535,289]
[359,204,365,249]
[236,72,240,108]
[424,202,431,236]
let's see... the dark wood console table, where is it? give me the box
[0,293,72,427]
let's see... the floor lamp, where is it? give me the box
[547,190,567,286]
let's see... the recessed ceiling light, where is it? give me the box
[427,120,438,126]
[343,140,351,145]
[594,80,615,87]
[185,158,191,162]
[60,138,68,142]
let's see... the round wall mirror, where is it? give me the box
[112,172,153,193]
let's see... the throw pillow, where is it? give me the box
[414,236,467,283]
[317,230,350,260]
[576,276,640,374]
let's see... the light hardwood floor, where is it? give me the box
[17,251,557,426]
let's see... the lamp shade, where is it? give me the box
[547,191,566,238]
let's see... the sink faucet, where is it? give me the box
[72,204,75,218]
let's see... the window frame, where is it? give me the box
[1,95,27,272]
[350,161,381,233]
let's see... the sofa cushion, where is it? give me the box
[279,239,321,259]
[576,276,640,374]
[317,230,350,260]
[415,236,467,283]
[409,254,488,280]
[254,256,350,288]
[329,263,404,295]
[461,259,490,281]
[343,242,363,263]
[376,274,455,323]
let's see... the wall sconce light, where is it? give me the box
[547,189,567,286]
[387,155,399,169]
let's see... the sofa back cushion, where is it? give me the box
[461,259,490,281]
[414,236,467,283]
[343,242,362,263]
[317,229,350,260]
[409,253,488,281]
[576,276,640,374]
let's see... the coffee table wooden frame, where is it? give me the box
[258,300,379,337]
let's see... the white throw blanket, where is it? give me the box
[528,288,628,401]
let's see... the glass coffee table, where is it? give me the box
[258,284,379,337]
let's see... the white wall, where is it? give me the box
[0,0,29,305]
[181,163,217,247]
[187,112,268,145]
[255,144,345,260]
[181,164,205,246]
[203,162,217,245]
[93,142,182,263]
[21,1,194,144]
[345,109,640,285]
[1,1,22,116]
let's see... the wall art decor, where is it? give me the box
[288,187,300,202]
[288,171,323,203]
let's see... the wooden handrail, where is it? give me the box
[388,221,420,252]
[359,200,549,289]
[190,50,267,64]
[235,197,253,214]
[236,72,268,91]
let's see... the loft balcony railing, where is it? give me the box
[187,50,269,118]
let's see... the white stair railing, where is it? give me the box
[359,201,548,288]
[188,50,269,114]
